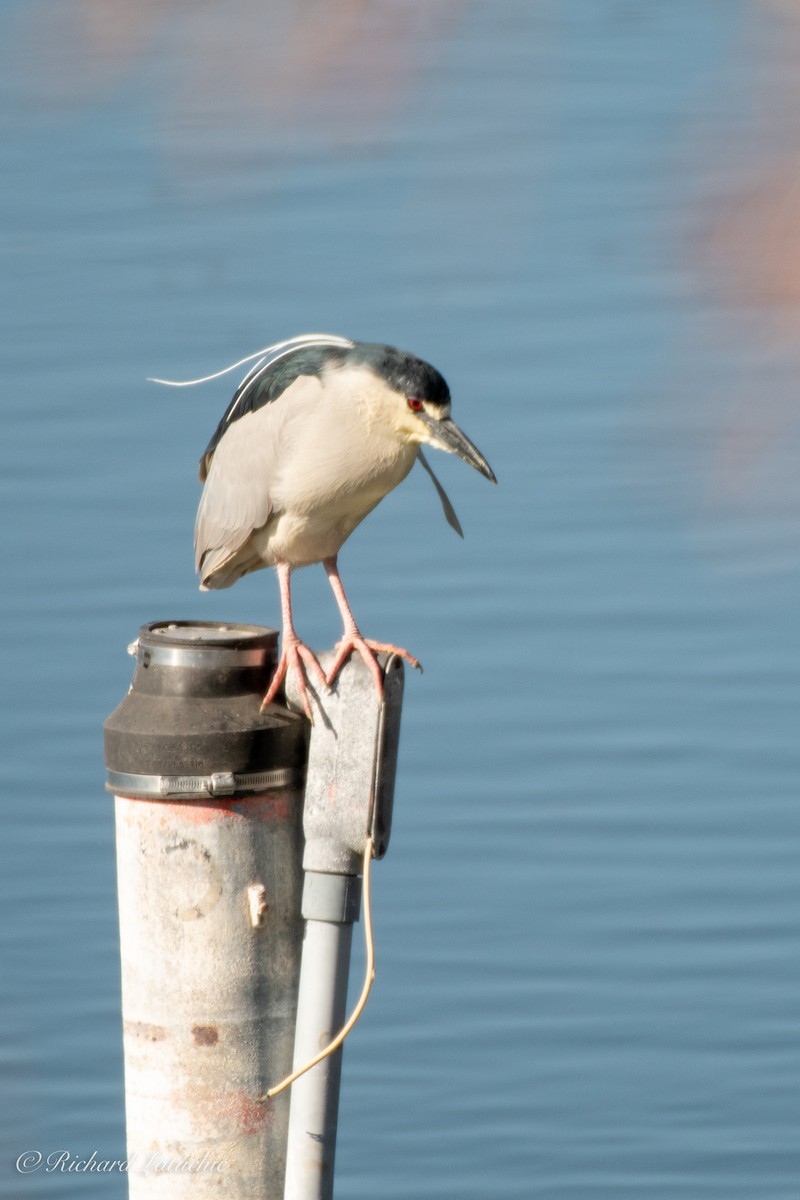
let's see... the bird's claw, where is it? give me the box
[261,637,328,722]
[326,634,422,697]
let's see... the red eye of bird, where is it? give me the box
[407,397,424,412]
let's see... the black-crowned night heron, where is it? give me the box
[189,333,496,718]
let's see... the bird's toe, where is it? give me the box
[261,637,328,721]
[327,634,422,696]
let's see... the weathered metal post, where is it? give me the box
[104,621,308,1198]
[105,623,405,1200]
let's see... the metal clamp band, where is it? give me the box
[106,766,303,800]
[130,640,272,670]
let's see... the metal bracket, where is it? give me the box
[285,652,405,873]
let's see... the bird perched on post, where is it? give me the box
[157,334,496,719]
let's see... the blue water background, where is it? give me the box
[2,2,800,1196]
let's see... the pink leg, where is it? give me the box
[323,556,422,696]
[261,562,328,721]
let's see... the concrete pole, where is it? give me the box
[113,789,303,1196]
[105,623,406,1200]
[105,622,308,1198]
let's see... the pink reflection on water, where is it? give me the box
[10,0,463,152]
[685,2,800,560]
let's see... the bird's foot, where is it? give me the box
[261,635,328,722]
[326,633,422,698]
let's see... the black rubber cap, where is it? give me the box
[103,621,307,780]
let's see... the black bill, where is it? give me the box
[420,414,497,483]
